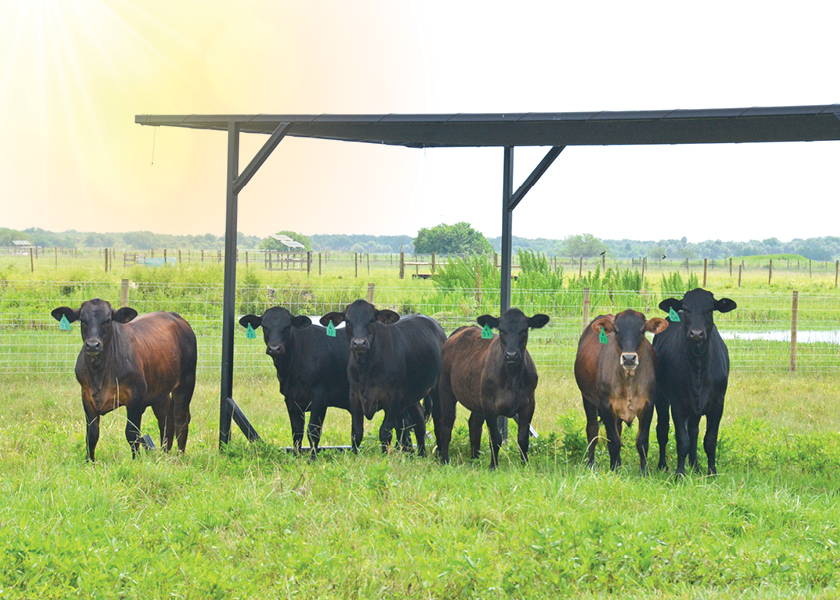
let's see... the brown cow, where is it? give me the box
[574,309,668,473]
[437,308,549,469]
[51,298,197,461]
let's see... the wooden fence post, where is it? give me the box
[104,248,109,272]
[355,252,359,278]
[30,247,34,273]
[835,260,838,288]
[579,256,583,279]
[245,251,249,267]
[367,252,370,276]
[641,257,646,282]
[307,251,312,276]
[120,279,130,308]
[431,252,436,275]
[790,290,799,372]
[703,258,708,287]
[729,257,733,277]
[738,264,742,287]
[769,258,773,285]
[178,249,182,264]
[399,252,405,279]
[319,252,322,276]
[366,282,376,304]
[809,259,812,278]
[582,287,591,326]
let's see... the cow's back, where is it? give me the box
[573,321,603,404]
[122,311,197,393]
[390,314,446,394]
[442,326,491,408]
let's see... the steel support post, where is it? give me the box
[498,147,514,440]
[219,122,239,447]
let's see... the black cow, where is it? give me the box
[239,307,351,459]
[653,288,737,476]
[320,300,446,455]
[51,299,197,461]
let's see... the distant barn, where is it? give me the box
[269,234,305,252]
[12,240,32,255]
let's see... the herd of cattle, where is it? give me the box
[51,287,736,477]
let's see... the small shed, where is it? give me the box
[269,234,305,251]
[12,240,32,255]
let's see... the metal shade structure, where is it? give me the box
[135,105,840,446]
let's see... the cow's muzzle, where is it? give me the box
[688,328,707,343]
[504,350,521,365]
[84,339,102,356]
[266,344,285,357]
[351,338,370,353]
[621,352,639,374]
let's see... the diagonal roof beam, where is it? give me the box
[507,146,565,211]
[233,121,292,195]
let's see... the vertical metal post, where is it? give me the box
[500,146,514,315]
[790,290,799,372]
[120,279,130,308]
[220,122,239,447]
[499,146,514,441]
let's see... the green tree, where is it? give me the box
[413,222,492,255]
[259,231,311,252]
[562,233,605,257]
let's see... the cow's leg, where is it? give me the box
[583,399,599,468]
[517,401,535,465]
[636,401,656,475]
[437,382,457,464]
[408,402,427,456]
[704,401,724,475]
[397,411,413,452]
[654,393,670,471]
[672,407,690,478]
[428,386,443,460]
[307,404,328,461]
[287,402,306,455]
[468,412,484,460]
[615,420,624,467]
[171,384,192,453]
[125,404,145,458]
[687,414,702,474]
[82,397,100,462]
[151,397,175,452]
[350,407,364,453]
[601,411,622,471]
[379,409,397,453]
[485,415,503,470]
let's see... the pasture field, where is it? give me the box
[2,259,840,597]
[2,370,840,599]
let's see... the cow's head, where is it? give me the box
[591,310,668,376]
[476,308,549,368]
[51,299,138,358]
[320,299,399,359]
[659,288,736,346]
[239,307,312,359]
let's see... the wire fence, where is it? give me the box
[1,280,839,376]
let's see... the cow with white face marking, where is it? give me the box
[574,310,668,473]
[653,288,737,477]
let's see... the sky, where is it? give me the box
[1,0,839,243]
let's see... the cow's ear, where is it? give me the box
[113,307,138,323]
[715,298,737,313]
[591,315,615,334]
[51,306,79,323]
[529,314,550,329]
[659,298,682,315]
[320,312,345,327]
[375,309,400,325]
[476,315,500,329]
[291,315,312,329]
[645,317,669,334]
[239,314,262,330]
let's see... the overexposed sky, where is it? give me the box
[1,1,839,242]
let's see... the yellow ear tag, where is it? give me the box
[481,324,493,339]
[599,328,608,344]
[326,321,337,337]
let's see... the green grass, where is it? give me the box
[2,371,840,598]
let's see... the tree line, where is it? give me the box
[3,226,839,261]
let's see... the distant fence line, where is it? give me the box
[1,281,839,376]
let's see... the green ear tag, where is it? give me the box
[599,328,608,344]
[246,323,256,339]
[326,321,337,337]
[59,315,71,331]
[481,324,493,339]
[669,307,681,322]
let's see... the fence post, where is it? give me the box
[703,258,708,287]
[307,251,312,276]
[30,247,34,273]
[399,252,405,279]
[582,287,591,326]
[367,252,370,276]
[120,279,130,307]
[54,247,58,268]
[579,256,583,279]
[245,251,249,267]
[835,260,838,288]
[729,257,732,277]
[790,290,799,372]
[738,264,742,287]
[641,257,646,282]
[431,252,436,275]
[366,282,376,304]
[319,252,322,276]
[769,258,773,285]
[809,259,812,278]
[355,252,358,278]
[178,249,182,264]
[602,253,606,271]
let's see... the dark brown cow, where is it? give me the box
[51,298,197,461]
[574,309,668,473]
[437,308,549,469]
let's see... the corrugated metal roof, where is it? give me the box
[136,105,840,148]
